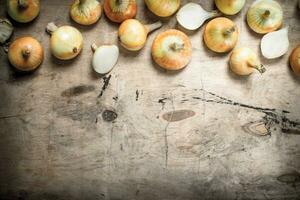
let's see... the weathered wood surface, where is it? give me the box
[0,0,300,199]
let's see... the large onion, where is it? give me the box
[215,0,246,15]
[145,0,180,17]
[104,0,137,23]
[70,0,102,25]
[289,45,300,76]
[247,0,283,34]
[152,29,192,70]
[7,0,40,23]
[46,22,83,60]
[0,18,14,45]
[203,17,239,53]
[8,36,44,71]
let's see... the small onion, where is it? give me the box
[8,36,44,71]
[118,19,162,51]
[46,22,83,60]
[7,0,40,23]
[70,0,102,25]
[230,47,266,76]
[203,17,239,53]
[289,45,300,76]
[215,0,246,15]
[145,0,180,17]
[0,18,14,44]
[104,0,137,23]
[152,29,192,70]
[247,0,283,34]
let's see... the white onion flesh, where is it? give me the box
[261,27,289,59]
[92,45,119,74]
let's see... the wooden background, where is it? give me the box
[1,0,300,199]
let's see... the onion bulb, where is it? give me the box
[261,27,289,59]
[215,0,246,15]
[7,0,40,23]
[104,0,137,23]
[176,3,221,31]
[70,0,102,25]
[8,36,44,71]
[145,0,180,17]
[91,43,119,74]
[203,17,239,53]
[0,18,14,44]
[151,29,192,70]
[46,22,83,60]
[289,45,300,76]
[247,0,283,34]
[230,47,266,76]
[118,19,162,51]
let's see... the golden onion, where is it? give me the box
[145,0,180,17]
[289,45,300,76]
[70,0,102,25]
[7,0,40,23]
[104,0,137,23]
[215,0,246,15]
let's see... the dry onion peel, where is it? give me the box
[7,0,40,23]
[215,0,246,15]
[91,44,119,74]
[0,18,13,45]
[289,45,300,76]
[70,0,102,25]
[145,0,180,17]
[176,2,221,31]
[104,0,137,23]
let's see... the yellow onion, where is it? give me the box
[7,0,40,23]
[230,47,266,76]
[8,36,44,71]
[118,19,162,51]
[247,0,283,34]
[289,45,300,76]
[70,0,102,25]
[215,0,246,15]
[204,17,239,53]
[46,22,83,60]
[145,0,180,17]
[152,29,192,70]
[104,0,137,23]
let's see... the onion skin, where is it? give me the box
[70,0,102,25]
[290,45,300,76]
[0,18,14,44]
[247,0,283,34]
[152,29,192,70]
[8,37,44,71]
[7,0,40,23]
[104,0,137,23]
[145,0,180,17]
[204,17,239,53]
[230,47,266,76]
[215,0,245,15]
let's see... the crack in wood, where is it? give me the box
[98,75,112,98]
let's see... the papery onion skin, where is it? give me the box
[289,45,300,76]
[230,47,265,76]
[215,0,246,15]
[70,0,102,25]
[152,29,192,70]
[247,0,283,34]
[104,0,137,23]
[204,17,239,53]
[8,36,44,71]
[145,0,180,17]
[0,18,14,44]
[7,0,40,23]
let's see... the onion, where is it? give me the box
[203,17,239,53]
[261,27,289,59]
[118,19,162,51]
[230,47,266,76]
[7,0,40,23]
[70,0,102,25]
[104,0,137,23]
[8,36,44,71]
[215,0,246,15]
[289,45,300,76]
[0,18,14,44]
[91,43,119,74]
[145,0,180,17]
[46,22,83,60]
[151,29,192,70]
[176,3,221,31]
[247,0,283,34]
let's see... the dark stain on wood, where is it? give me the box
[98,75,111,98]
[61,85,95,97]
[277,172,300,185]
[102,110,118,122]
[136,90,139,101]
[162,110,196,122]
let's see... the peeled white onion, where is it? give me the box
[0,18,13,44]
[91,44,119,74]
[176,3,220,30]
[261,27,289,59]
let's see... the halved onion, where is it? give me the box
[7,0,40,23]
[70,0,102,25]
